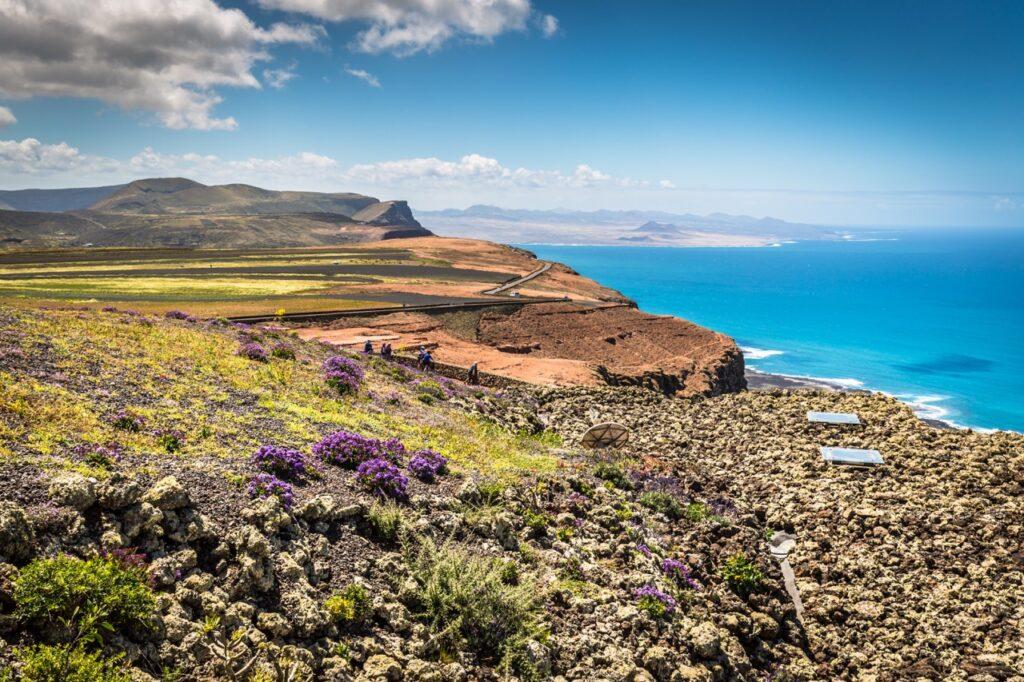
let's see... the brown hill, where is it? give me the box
[0,177,430,248]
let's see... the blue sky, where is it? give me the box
[1,0,1022,226]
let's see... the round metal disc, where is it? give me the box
[580,422,630,449]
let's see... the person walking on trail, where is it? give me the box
[363,340,373,354]
[416,345,427,369]
[381,342,392,360]
[421,350,434,371]
[468,361,479,385]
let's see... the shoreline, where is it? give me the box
[745,367,971,432]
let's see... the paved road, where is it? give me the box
[482,261,552,295]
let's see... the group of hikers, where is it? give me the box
[361,339,480,384]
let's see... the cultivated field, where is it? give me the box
[0,244,511,317]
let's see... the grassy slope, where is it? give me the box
[0,306,557,480]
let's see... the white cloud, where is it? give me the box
[344,154,644,189]
[257,0,550,55]
[0,106,15,128]
[344,67,381,88]
[538,14,558,38]
[128,147,338,181]
[993,196,1018,211]
[0,0,322,131]
[264,64,299,89]
[659,179,676,189]
[0,137,117,174]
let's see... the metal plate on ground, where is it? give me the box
[581,422,630,449]
[808,411,861,425]
[821,446,883,466]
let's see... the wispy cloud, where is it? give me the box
[538,13,559,38]
[0,106,15,128]
[263,64,298,89]
[257,0,554,55]
[344,67,382,88]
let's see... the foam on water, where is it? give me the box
[741,346,785,360]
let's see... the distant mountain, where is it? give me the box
[0,177,429,249]
[420,204,838,246]
[632,221,682,235]
[0,184,126,212]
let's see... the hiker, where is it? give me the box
[421,350,434,371]
[381,342,392,360]
[363,340,373,354]
[416,345,426,369]
[468,361,479,384]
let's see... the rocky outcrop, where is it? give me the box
[478,302,747,397]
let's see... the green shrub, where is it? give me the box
[324,584,373,630]
[476,479,505,506]
[365,500,404,543]
[17,644,130,682]
[14,555,155,644]
[416,380,446,400]
[720,552,765,595]
[404,540,543,669]
[522,508,551,536]
[685,502,712,522]
[639,492,683,519]
[593,463,632,490]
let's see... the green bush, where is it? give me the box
[593,463,632,490]
[638,492,683,519]
[720,552,765,595]
[416,380,446,400]
[684,502,712,522]
[522,508,551,536]
[365,500,404,543]
[404,540,543,669]
[475,479,505,506]
[14,555,155,644]
[17,644,130,682]
[324,583,373,630]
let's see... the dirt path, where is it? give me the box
[482,261,553,295]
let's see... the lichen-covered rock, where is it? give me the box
[0,502,34,562]
[98,474,143,510]
[142,476,190,510]
[361,654,402,681]
[48,472,97,510]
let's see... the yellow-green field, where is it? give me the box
[0,245,506,317]
[0,306,558,479]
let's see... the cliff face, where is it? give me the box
[477,302,747,397]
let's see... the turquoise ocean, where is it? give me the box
[521,229,1024,432]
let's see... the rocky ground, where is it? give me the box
[471,387,1024,680]
[0,305,1021,681]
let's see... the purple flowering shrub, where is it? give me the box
[379,437,407,462]
[633,585,677,618]
[251,445,316,481]
[238,342,268,362]
[356,457,408,500]
[314,430,382,467]
[408,449,448,481]
[661,558,700,590]
[112,410,145,432]
[247,473,295,509]
[154,429,184,453]
[164,310,193,321]
[323,355,364,395]
[270,343,295,360]
[71,442,123,469]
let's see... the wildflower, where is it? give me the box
[355,457,408,500]
[633,585,677,616]
[247,473,295,509]
[660,558,700,590]
[164,310,193,321]
[270,343,295,360]
[314,430,383,468]
[250,445,315,481]
[238,342,268,362]
[112,410,144,432]
[407,449,447,481]
[323,355,364,395]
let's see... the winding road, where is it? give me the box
[482,261,552,295]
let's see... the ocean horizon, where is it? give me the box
[521,228,1024,433]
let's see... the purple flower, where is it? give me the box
[71,442,123,468]
[633,585,677,612]
[270,343,295,360]
[165,310,193,321]
[323,355,364,394]
[112,410,144,432]
[313,430,384,468]
[355,457,408,500]
[379,437,407,462]
[661,558,700,590]
[101,306,118,313]
[247,473,295,509]
[251,445,315,481]
[407,449,447,482]
[154,428,184,453]
[636,543,652,557]
[238,342,268,362]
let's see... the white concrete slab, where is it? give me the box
[808,411,861,425]
[821,446,883,466]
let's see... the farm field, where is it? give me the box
[0,243,512,317]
